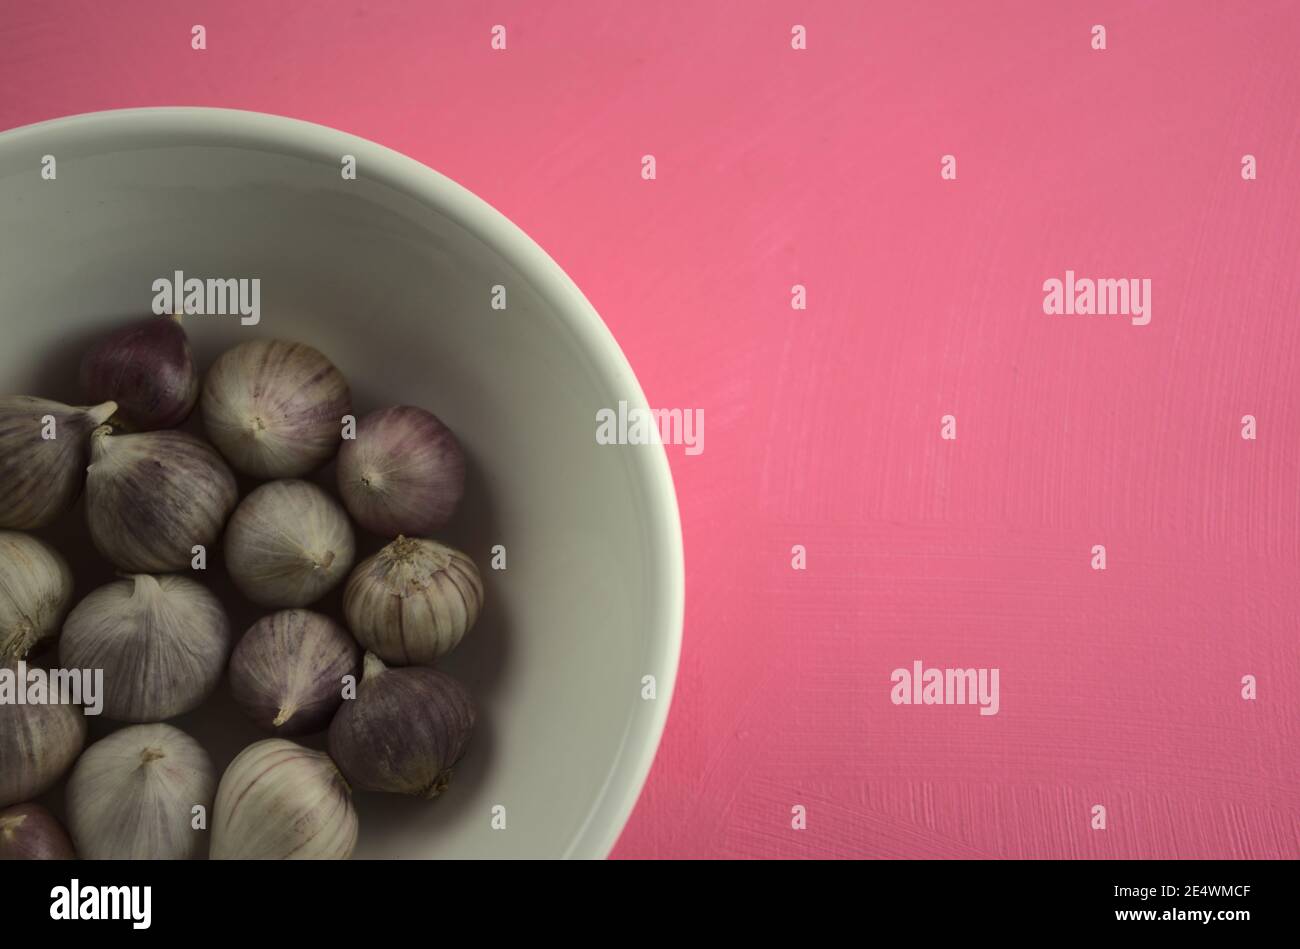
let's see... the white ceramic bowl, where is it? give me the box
[0,107,683,858]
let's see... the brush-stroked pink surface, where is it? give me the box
[2,0,1297,858]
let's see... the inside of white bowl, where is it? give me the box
[0,108,683,858]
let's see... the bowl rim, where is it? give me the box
[0,106,685,860]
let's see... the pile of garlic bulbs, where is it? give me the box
[0,315,482,860]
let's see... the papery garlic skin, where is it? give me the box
[211,739,357,860]
[0,396,117,529]
[79,315,199,431]
[201,339,352,479]
[328,653,475,798]
[343,536,483,666]
[66,723,215,860]
[85,427,238,573]
[0,803,76,860]
[229,610,360,735]
[337,406,466,537]
[0,669,87,808]
[224,480,355,608]
[0,531,75,661]
[59,575,231,722]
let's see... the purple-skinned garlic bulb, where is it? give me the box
[337,406,466,536]
[0,803,76,860]
[79,315,199,430]
[85,427,238,573]
[327,652,475,798]
[0,667,87,808]
[229,609,360,735]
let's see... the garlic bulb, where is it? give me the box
[0,803,77,860]
[79,315,199,430]
[0,531,74,660]
[224,481,355,608]
[211,739,358,860]
[328,653,475,798]
[229,610,360,735]
[0,667,87,807]
[85,427,238,572]
[337,406,465,537]
[201,339,351,479]
[343,536,483,665]
[66,723,215,860]
[0,396,117,529]
[59,575,231,722]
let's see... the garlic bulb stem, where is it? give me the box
[362,650,387,682]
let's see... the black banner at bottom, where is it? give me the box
[0,858,1283,935]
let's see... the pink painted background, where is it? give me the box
[3,1,1298,858]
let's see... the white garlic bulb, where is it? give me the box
[0,531,75,660]
[66,723,215,860]
[343,536,483,665]
[0,396,117,529]
[0,669,87,808]
[224,480,356,608]
[58,575,231,722]
[85,427,238,573]
[211,739,358,860]
[201,339,352,479]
